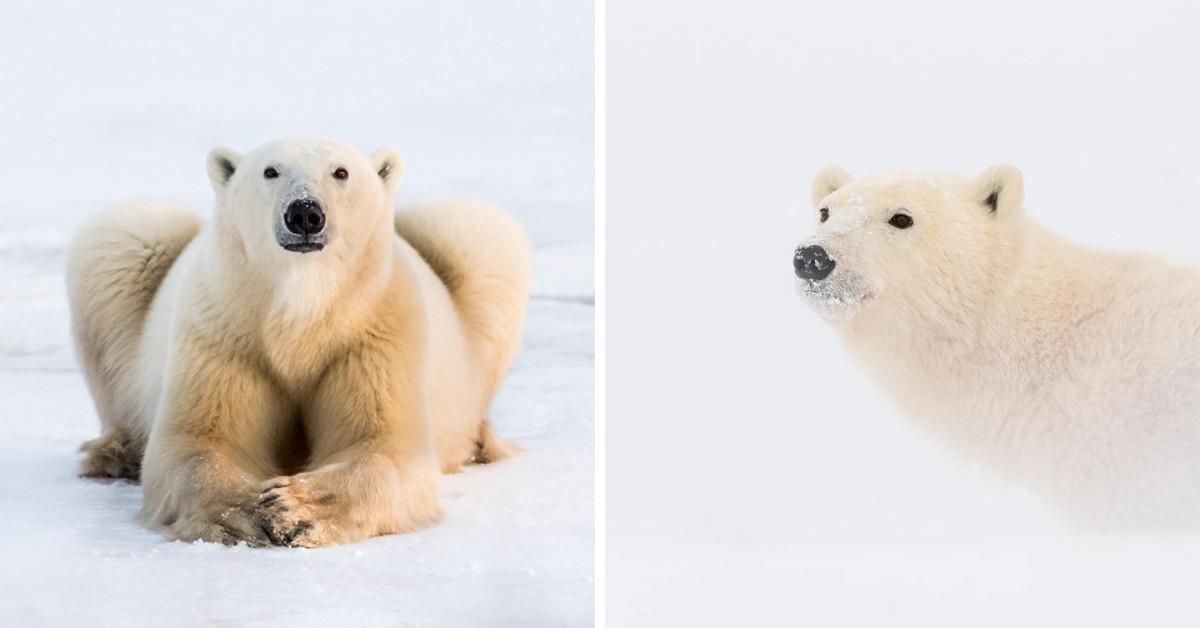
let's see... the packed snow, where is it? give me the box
[0,2,594,626]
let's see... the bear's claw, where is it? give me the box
[255,477,330,547]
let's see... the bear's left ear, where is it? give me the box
[811,166,853,207]
[973,164,1023,218]
[370,148,405,197]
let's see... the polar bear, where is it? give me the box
[795,165,1200,530]
[66,138,531,547]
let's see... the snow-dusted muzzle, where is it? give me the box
[793,237,877,320]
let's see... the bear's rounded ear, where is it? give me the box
[206,146,241,190]
[370,148,405,196]
[973,164,1023,218]
[811,166,853,207]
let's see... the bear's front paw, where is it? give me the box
[211,503,273,547]
[163,501,271,548]
[255,477,340,548]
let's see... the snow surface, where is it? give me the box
[0,2,594,626]
[607,0,1200,626]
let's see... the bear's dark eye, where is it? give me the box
[333,168,348,180]
[264,167,278,179]
[819,208,829,223]
[889,213,913,229]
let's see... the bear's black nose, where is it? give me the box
[794,245,835,281]
[284,199,325,236]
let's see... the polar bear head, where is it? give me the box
[205,138,403,263]
[795,165,1026,333]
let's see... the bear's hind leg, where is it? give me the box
[395,200,531,466]
[472,419,521,464]
[80,426,143,481]
[67,202,203,475]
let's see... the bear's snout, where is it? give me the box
[793,245,835,281]
[284,199,326,236]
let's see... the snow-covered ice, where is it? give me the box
[0,2,594,626]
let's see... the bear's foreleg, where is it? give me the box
[143,449,271,546]
[255,345,443,547]
[139,346,289,546]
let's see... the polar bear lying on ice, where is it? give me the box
[68,138,531,547]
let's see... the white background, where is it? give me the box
[0,1,594,626]
[607,1,1200,626]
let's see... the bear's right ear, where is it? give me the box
[972,164,1023,218]
[206,146,241,190]
[811,166,853,207]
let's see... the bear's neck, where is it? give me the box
[204,223,401,386]
[838,225,1096,475]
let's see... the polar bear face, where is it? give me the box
[205,138,403,264]
[795,165,1025,331]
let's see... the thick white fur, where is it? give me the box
[798,166,1200,530]
[67,138,531,546]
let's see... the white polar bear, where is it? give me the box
[67,138,531,547]
[795,165,1200,530]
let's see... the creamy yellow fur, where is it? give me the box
[67,138,532,547]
